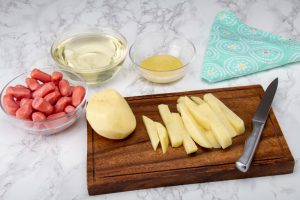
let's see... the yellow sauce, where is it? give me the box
[139,55,184,83]
[140,55,183,71]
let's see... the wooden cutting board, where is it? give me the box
[87,85,294,195]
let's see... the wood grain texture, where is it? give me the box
[87,85,294,195]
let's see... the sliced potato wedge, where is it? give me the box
[158,104,183,147]
[177,103,212,148]
[177,96,186,104]
[203,95,238,137]
[142,115,160,150]
[191,96,205,105]
[184,96,210,130]
[205,130,221,148]
[197,103,232,149]
[204,93,245,135]
[155,122,169,154]
[172,113,198,154]
[178,96,210,130]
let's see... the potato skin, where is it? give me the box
[86,89,136,139]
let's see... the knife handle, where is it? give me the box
[235,121,265,172]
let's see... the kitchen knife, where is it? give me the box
[236,78,278,172]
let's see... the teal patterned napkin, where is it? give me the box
[202,11,300,82]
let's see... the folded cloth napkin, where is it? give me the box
[202,11,300,82]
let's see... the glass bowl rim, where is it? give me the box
[129,32,196,72]
[0,67,88,124]
[50,29,128,73]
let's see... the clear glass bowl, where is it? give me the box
[129,32,196,83]
[51,29,127,85]
[0,67,87,135]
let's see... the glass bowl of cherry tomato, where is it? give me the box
[0,67,87,135]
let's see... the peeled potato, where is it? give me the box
[86,89,136,139]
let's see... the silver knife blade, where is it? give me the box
[253,78,278,123]
[236,78,278,172]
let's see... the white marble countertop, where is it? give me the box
[0,0,300,199]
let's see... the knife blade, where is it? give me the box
[236,78,278,172]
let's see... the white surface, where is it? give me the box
[0,0,300,199]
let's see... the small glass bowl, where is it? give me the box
[129,32,196,83]
[0,67,87,135]
[51,29,127,85]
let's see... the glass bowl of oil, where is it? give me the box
[51,29,127,84]
[129,32,196,83]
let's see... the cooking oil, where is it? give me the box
[51,33,127,84]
